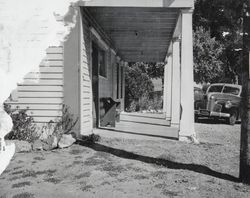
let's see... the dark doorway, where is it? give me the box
[92,41,99,128]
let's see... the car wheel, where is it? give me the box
[227,111,237,126]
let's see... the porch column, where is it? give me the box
[171,38,181,127]
[179,9,196,142]
[163,54,173,121]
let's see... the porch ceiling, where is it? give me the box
[86,7,179,62]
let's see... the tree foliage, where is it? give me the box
[193,0,244,83]
[193,27,224,83]
[125,62,164,111]
[128,62,164,79]
[125,64,154,100]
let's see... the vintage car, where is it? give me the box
[194,83,242,125]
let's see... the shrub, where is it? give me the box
[40,104,79,140]
[4,104,38,143]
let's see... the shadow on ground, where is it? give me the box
[76,140,240,183]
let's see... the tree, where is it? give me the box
[193,0,244,83]
[193,27,224,83]
[239,1,250,184]
[125,64,154,110]
[128,62,164,79]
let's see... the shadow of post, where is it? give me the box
[76,140,240,183]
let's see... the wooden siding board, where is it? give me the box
[18,92,63,98]
[15,98,63,104]
[9,104,62,110]
[33,117,61,123]
[40,60,63,67]
[24,73,63,79]
[45,53,63,60]
[20,79,63,86]
[46,47,63,54]
[18,85,63,92]
[26,110,62,117]
[39,67,63,73]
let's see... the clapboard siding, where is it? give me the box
[33,117,61,123]
[20,79,63,86]
[13,98,63,104]
[46,47,63,54]
[18,86,63,92]
[18,92,63,98]
[40,60,63,67]
[26,110,62,117]
[24,73,63,79]
[9,104,62,110]
[39,67,63,73]
[6,46,64,124]
[45,53,63,60]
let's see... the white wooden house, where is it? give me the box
[5,0,196,141]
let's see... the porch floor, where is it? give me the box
[95,112,179,140]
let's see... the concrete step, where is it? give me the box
[120,112,170,126]
[114,121,178,139]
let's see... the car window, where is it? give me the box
[223,86,240,95]
[207,85,223,93]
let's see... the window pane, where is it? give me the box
[99,49,106,77]
[208,85,223,93]
[223,86,240,95]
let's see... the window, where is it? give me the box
[207,85,223,93]
[223,86,240,95]
[99,49,107,77]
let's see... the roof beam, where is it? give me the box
[80,0,194,8]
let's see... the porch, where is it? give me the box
[64,0,196,141]
[95,112,179,140]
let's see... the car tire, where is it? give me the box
[227,110,237,126]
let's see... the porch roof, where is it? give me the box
[85,7,180,62]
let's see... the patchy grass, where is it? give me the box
[81,184,94,192]
[11,171,23,175]
[75,172,91,179]
[134,174,149,180]
[44,177,62,184]
[69,149,82,155]
[73,160,82,165]
[1,123,250,197]
[12,192,34,198]
[162,190,180,197]
[12,181,31,188]
[9,176,19,181]
[84,155,107,166]
[33,156,45,161]
[13,166,22,170]
[21,170,37,178]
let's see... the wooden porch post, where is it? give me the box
[171,38,181,127]
[163,54,173,121]
[179,9,197,142]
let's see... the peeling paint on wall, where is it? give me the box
[0,0,79,104]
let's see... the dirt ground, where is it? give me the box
[1,119,250,197]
